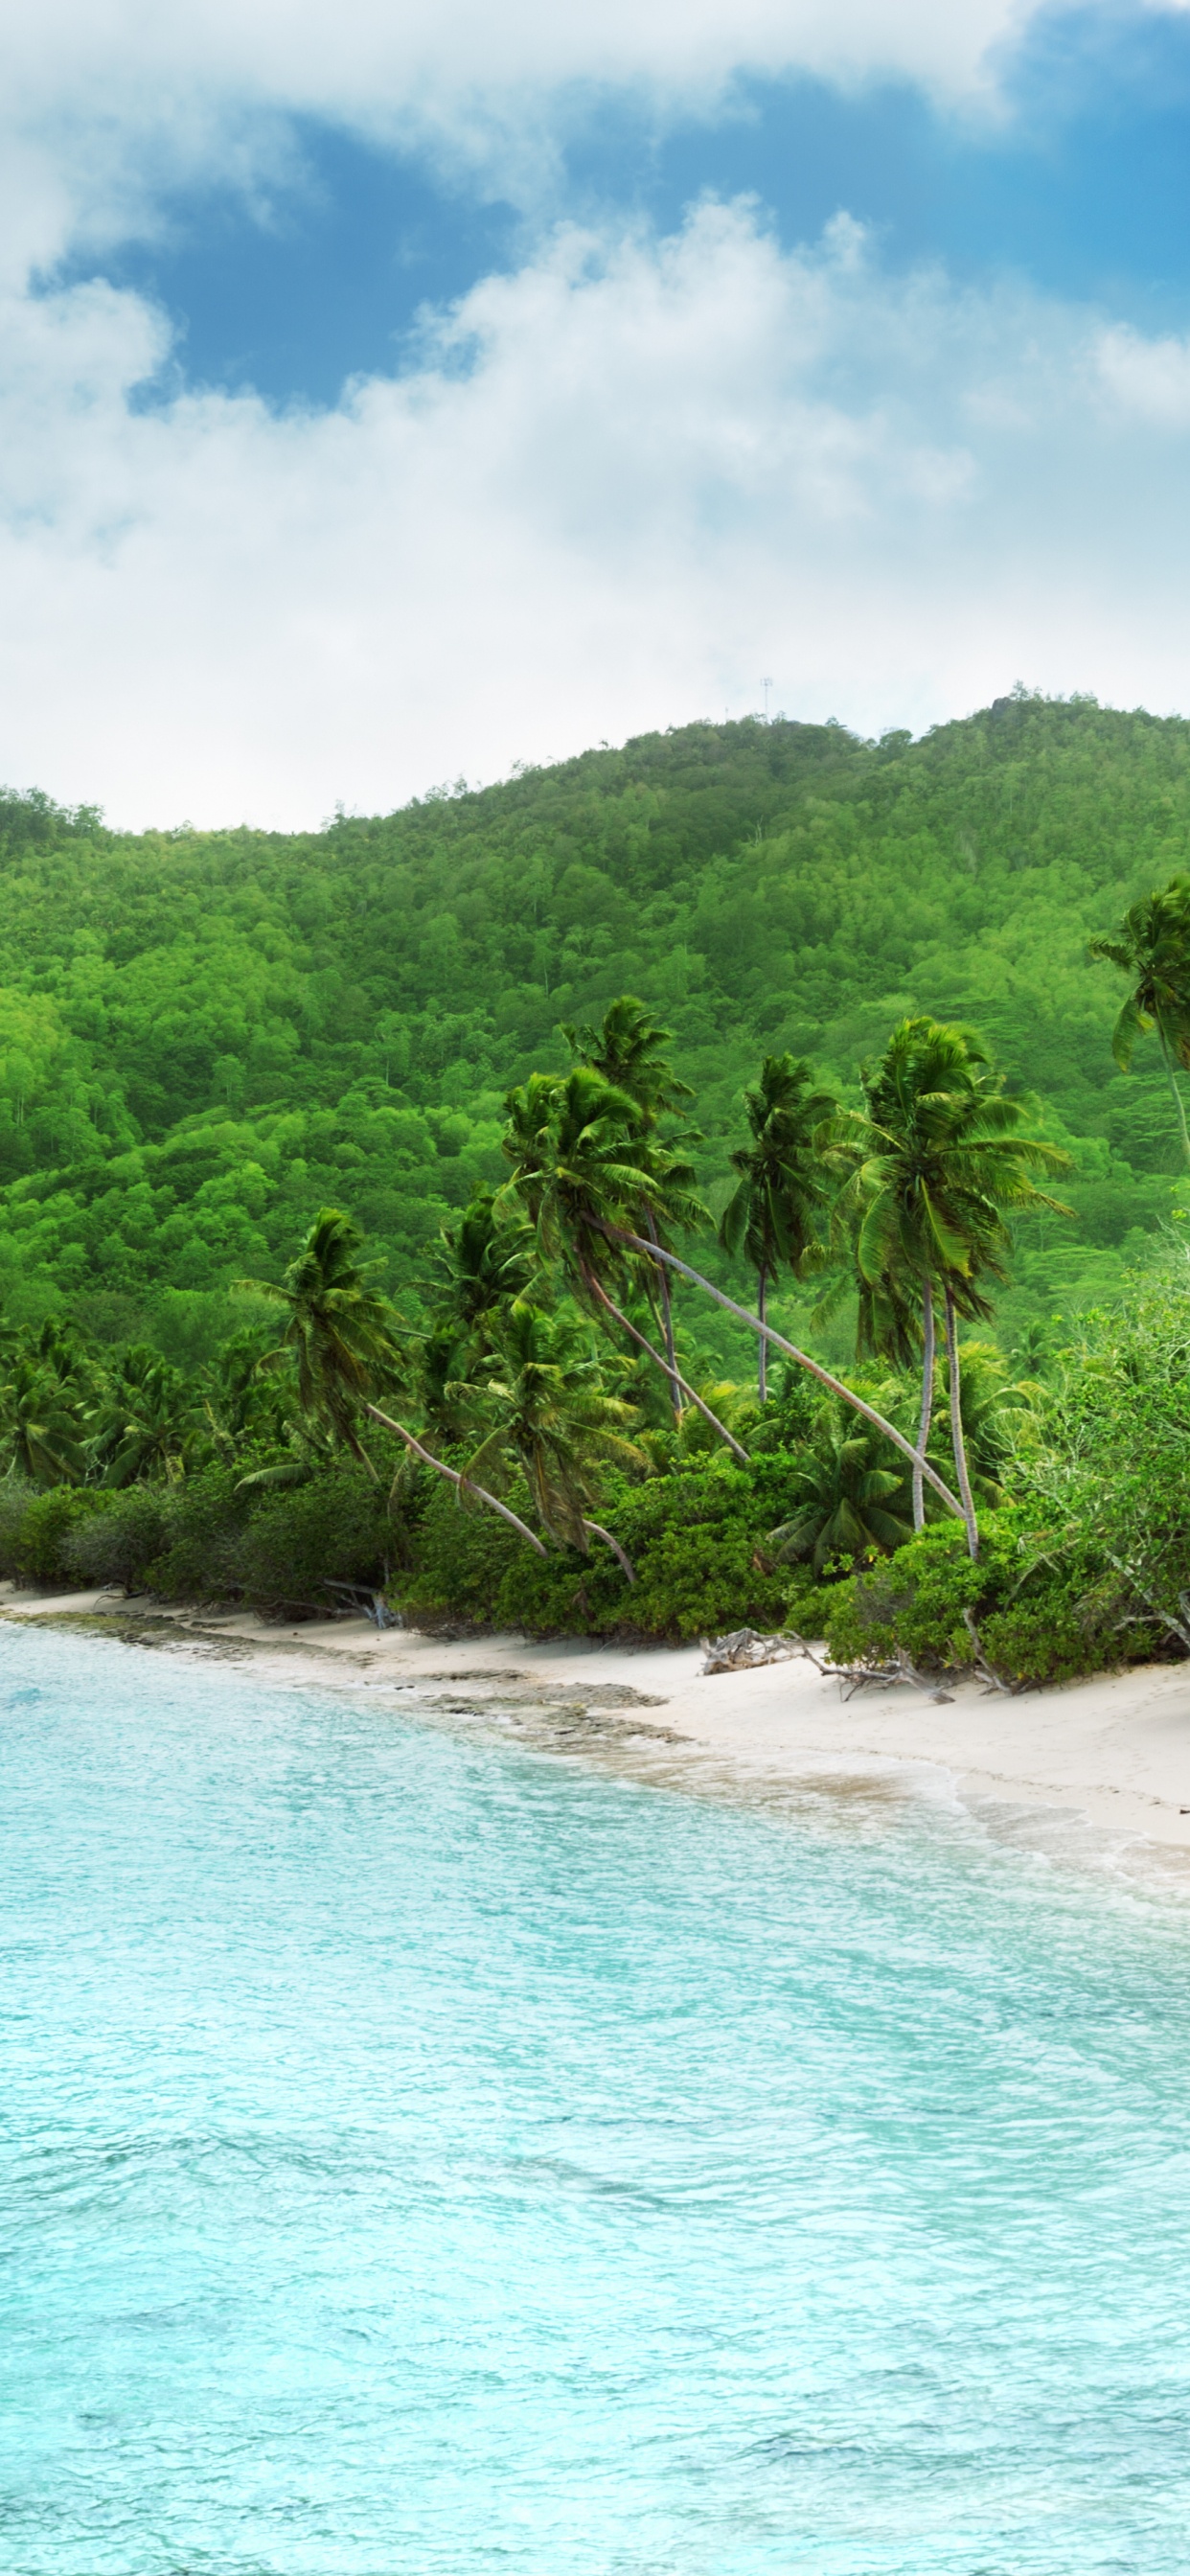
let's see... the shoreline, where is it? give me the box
[7,1584,1190,1869]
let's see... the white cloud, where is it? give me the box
[4,0,1037,147]
[0,0,1053,282]
[2,201,1190,828]
[1096,321,1190,426]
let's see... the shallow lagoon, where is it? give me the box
[3,1623,1190,2573]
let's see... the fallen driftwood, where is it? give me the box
[699,1625,945,1694]
[699,1627,802,1674]
[323,1579,402,1630]
[783,1630,954,1702]
[700,1621,1014,1699]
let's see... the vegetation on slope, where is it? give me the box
[5,692,1190,1687]
[5,691,1190,1370]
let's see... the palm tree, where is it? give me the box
[767,1399,913,1577]
[428,1189,535,1352]
[503,1067,969,1521]
[95,1346,195,1486]
[718,1054,835,1403]
[239,1210,548,1555]
[461,1299,644,1577]
[240,1208,395,1480]
[1089,877,1190,1164]
[839,1020,1069,1557]
[932,1340,1036,1511]
[562,995,696,1124]
[500,1067,746,1458]
[198,1326,290,1462]
[563,997,694,1415]
[0,1350,90,1484]
[416,1190,538,1446]
[0,1318,97,1486]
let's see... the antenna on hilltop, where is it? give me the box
[761,677,773,723]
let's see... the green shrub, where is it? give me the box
[402,1454,821,1642]
[823,1519,992,1670]
[623,1515,788,1641]
[978,1592,1128,1690]
[781,1569,838,1638]
[64,1486,172,1592]
[493,1539,619,1635]
[821,1508,1133,1689]
[232,1470,392,1616]
[140,1466,255,1602]
[0,1482,35,1579]
[393,1474,527,1629]
[0,1484,114,1587]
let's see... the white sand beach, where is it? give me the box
[7,1583,1190,1859]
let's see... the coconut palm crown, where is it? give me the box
[561,994,695,1125]
[718,1054,836,1402]
[238,1207,401,1478]
[500,1066,706,1300]
[562,997,696,1415]
[839,1018,1069,1555]
[767,1398,913,1579]
[462,1299,644,1557]
[1089,876,1190,1164]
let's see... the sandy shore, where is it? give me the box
[7,1580,1190,1863]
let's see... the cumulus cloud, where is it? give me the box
[6,0,1037,147]
[1,200,1189,827]
[0,0,1066,283]
[1096,320,1190,425]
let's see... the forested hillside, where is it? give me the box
[3,690,1188,1365]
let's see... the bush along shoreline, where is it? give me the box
[5,966,1190,1690]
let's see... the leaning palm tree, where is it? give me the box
[502,1069,969,1520]
[838,1019,1069,1556]
[239,1209,548,1555]
[427,1189,535,1353]
[1089,877,1190,1164]
[563,997,695,1415]
[240,1208,396,1480]
[718,1054,835,1403]
[562,994,695,1120]
[461,1299,644,1577]
[500,1067,746,1458]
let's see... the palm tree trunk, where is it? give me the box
[757,1270,767,1405]
[584,1271,750,1465]
[361,1402,549,1554]
[942,1288,979,1561]
[643,1209,682,1421]
[1158,1030,1190,1166]
[912,1285,935,1533]
[344,1424,380,1484]
[583,1520,636,1583]
[608,1227,964,1521]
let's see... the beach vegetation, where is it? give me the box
[4,701,1190,1682]
[1089,877,1190,1164]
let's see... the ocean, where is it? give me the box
[2,1622,1189,2573]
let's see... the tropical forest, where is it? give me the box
[4,688,1190,1687]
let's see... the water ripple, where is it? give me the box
[2,1622,1190,2572]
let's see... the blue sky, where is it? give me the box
[5,2,1190,824]
[56,9,1190,403]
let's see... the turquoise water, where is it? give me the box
[3,1631,1190,2573]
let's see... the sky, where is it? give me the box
[6,2,1190,827]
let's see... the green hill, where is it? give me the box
[3,689,1188,1367]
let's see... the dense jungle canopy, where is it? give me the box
[3,689,1187,1368]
